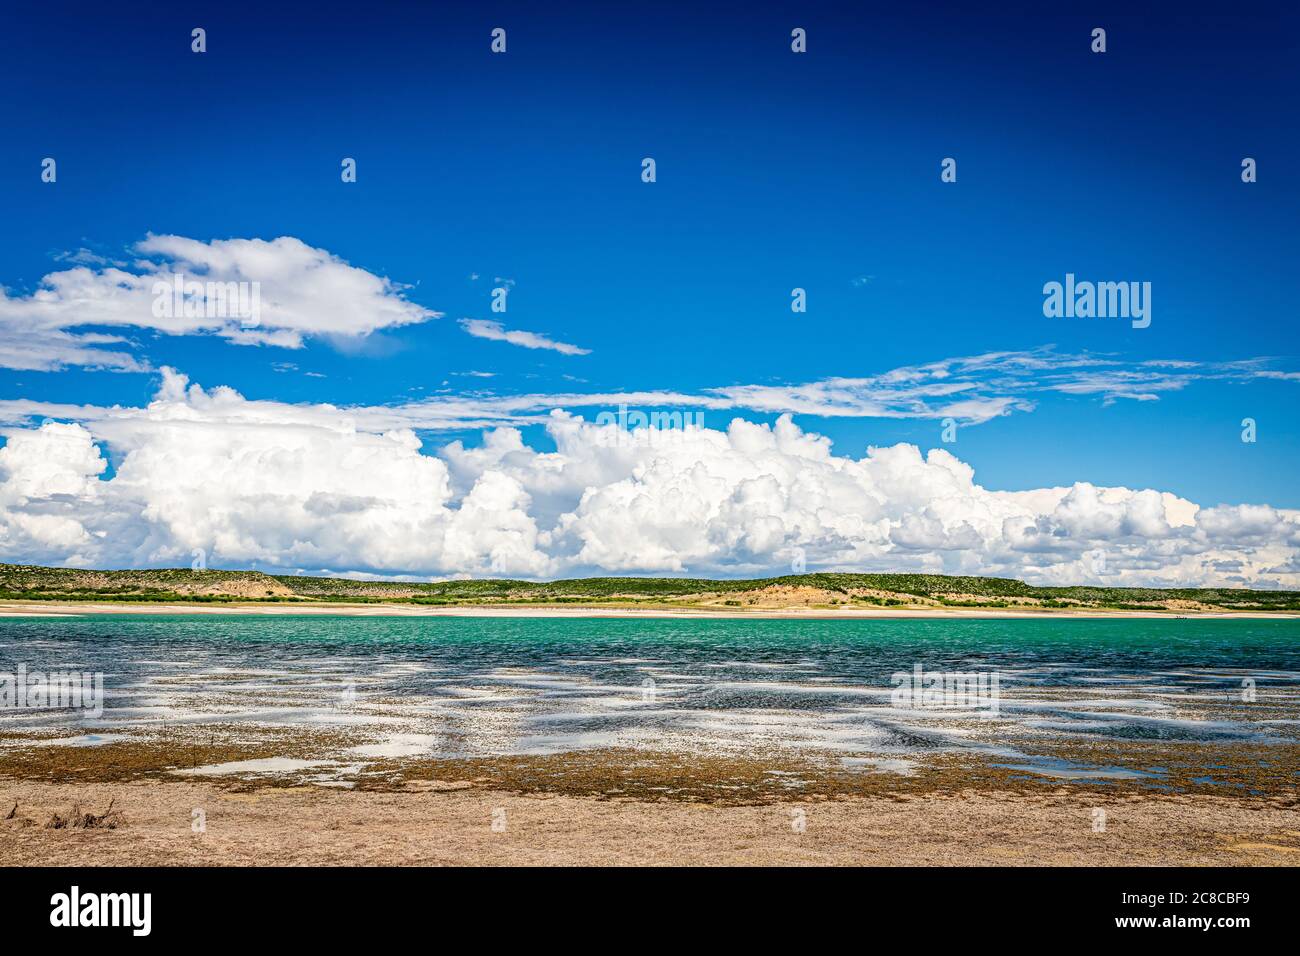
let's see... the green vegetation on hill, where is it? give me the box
[0,563,1298,612]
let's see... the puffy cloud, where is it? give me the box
[0,236,439,369]
[1,372,1298,587]
[0,374,551,576]
[0,422,105,498]
[0,423,109,564]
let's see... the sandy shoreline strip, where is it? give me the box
[3,779,1298,866]
[1,601,1295,619]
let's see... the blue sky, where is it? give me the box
[0,2,1297,583]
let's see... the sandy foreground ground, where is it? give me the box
[0,601,1293,619]
[3,780,1299,866]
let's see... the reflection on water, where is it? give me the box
[2,616,1298,783]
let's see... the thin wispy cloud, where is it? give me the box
[2,349,1295,438]
[704,349,1298,423]
[459,318,591,356]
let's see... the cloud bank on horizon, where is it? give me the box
[0,366,1297,589]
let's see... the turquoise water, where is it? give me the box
[2,615,1298,778]
[5,614,1299,661]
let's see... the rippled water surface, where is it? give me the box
[2,616,1298,783]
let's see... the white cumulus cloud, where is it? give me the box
[0,371,1297,587]
[0,235,440,370]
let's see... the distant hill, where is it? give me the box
[0,563,1297,613]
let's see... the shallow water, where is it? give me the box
[2,616,1298,782]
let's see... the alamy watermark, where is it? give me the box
[1,664,104,718]
[890,664,1001,718]
[151,273,261,328]
[1043,273,1150,329]
[50,886,151,936]
[593,404,705,449]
